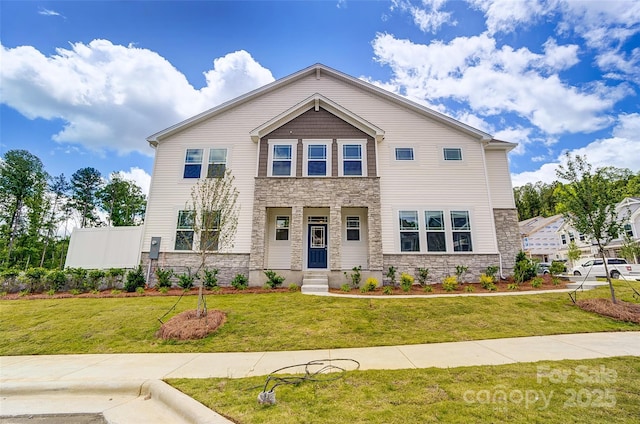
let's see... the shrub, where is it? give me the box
[155,268,174,289]
[86,269,106,292]
[344,265,362,289]
[340,283,351,292]
[531,277,543,288]
[0,268,20,292]
[507,283,519,291]
[264,269,285,289]
[106,268,125,289]
[465,285,474,293]
[362,277,378,292]
[124,266,146,292]
[386,266,397,286]
[423,285,433,293]
[67,267,87,291]
[45,269,67,292]
[400,273,414,292]
[479,273,495,289]
[552,277,560,286]
[442,275,458,292]
[288,283,299,292]
[25,267,47,293]
[513,251,537,284]
[135,286,145,294]
[416,267,430,286]
[485,282,497,291]
[485,265,499,280]
[231,273,248,290]
[177,271,195,290]
[455,265,468,282]
[201,268,219,289]
[111,289,122,295]
[46,289,56,296]
[549,261,566,276]
[70,289,81,296]
[158,286,169,294]
[382,286,393,295]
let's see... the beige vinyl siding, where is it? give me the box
[485,150,516,208]
[266,208,292,269]
[341,208,368,269]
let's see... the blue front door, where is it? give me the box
[308,224,327,268]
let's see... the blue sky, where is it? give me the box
[2,0,639,193]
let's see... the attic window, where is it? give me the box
[395,147,414,161]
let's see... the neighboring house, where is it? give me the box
[556,197,640,264]
[140,64,520,288]
[519,214,564,262]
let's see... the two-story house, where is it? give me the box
[140,64,520,289]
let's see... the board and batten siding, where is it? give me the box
[485,150,516,209]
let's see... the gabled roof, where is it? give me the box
[147,63,498,145]
[519,214,563,236]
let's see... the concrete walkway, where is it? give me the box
[2,331,639,423]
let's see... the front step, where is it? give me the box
[301,272,329,294]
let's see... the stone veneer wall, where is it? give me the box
[250,177,383,285]
[493,208,520,276]
[383,253,500,283]
[140,252,249,288]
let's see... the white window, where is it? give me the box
[569,232,575,242]
[199,211,220,251]
[338,139,367,177]
[451,211,472,252]
[275,216,290,241]
[207,148,227,178]
[268,140,297,177]
[624,223,634,238]
[425,210,446,252]
[443,148,462,161]
[395,147,414,161]
[399,211,420,252]
[346,216,360,241]
[175,210,195,250]
[561,234,567,245]
[183,149,203,178]
[303,140,331,177]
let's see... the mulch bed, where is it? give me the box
[156,309,227,340]
[576,298,640,324]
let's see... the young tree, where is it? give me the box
[69,167,103,228]
[567,240,582,268]
[555,154,627,304]
[188,169,239,316]
[98,173,146,226]
[0,150,48,259]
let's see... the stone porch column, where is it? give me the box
[330,205,342,271]
[249,206,266,271]
[291,205,304,271]
[368,205,383,271]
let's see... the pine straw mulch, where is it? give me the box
[156,309,227,340]
[576,298,640,324]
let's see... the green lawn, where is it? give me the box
[1,282,637,355]
[169,356,640,423]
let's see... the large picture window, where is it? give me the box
[425,210,446,252]
[451,210,472,252]
[207,148,227,178]
[175,210,195,250]
[183,149,203,178]
[399,210,420,252]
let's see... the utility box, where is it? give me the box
[149,237,161,259]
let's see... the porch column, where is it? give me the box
[330,205,342,271]
[249,206,267,271]
[290,205,304,271]
[368,205,383,271]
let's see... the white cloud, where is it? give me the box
[391,0,455,33]
[371,32,627,136]
[0,41,274,156]
[511,113,640,187]
[118,167,152,196]
[467,0,552,34]
[38,8,64,18]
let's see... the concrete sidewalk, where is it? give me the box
[2,331,639,423]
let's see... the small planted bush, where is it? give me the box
[485,265,499,280]
[507,283,519,291]
[416,267,429,286]
[264,269,285,289]
[86,269,106,292]
[465,285,475,293]
[455,265,468,282]
[400,273,414,292]
[382,286,393,295]
[155,268,174,289]
[442,275,458,292]
[288,283,299,292]
[177,272,195,290]
[231,273,248,290]
[124,266,146,292]
[45,269,67,292]
[386,266,397,286]
[479,273,494,288]
[423,284,433,293]
[340,283,351,292]
[202,268,219,289]
[531,277,543,288]
[361,277,378,292]
[344,265,362,289]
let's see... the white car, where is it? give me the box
[572,258,640,280]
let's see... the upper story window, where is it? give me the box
[395,147,414,161]
[451,210,472,252]
[175,210,195,250]
[399,210,420,252]
[561,234,567,245]
[184,149,203,178]
[275,216,290,241]
[443,148,462,161]
[346,216,360,241]
[207,148,227,178]
[624,223,634,238]
[303,140,331,177]
[268,140,297,177]
[338,139,367,177]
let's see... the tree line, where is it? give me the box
[514,167,640,221]
[0,149,147,270]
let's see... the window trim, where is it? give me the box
[183,149,203,179]
[425,210,447,252]
[207,148,228,178]
[399,210,420,252]
[337,139,367,177]
[267,140,298,177]
[346,216,361,241]
[175,210,195,250]
[450,210,473,252]
[443,147,463,162]
[275,215,290,241]
[395,208,474,254]
[302,139,332,177]
[394,147,415,161]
